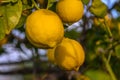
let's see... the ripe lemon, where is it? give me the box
[54,38,85,71]
[56,0,84,23]
[26,9,64,49]
[47,48,56,64]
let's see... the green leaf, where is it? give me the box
[0,0,22,40]
[0,19,6,39]
[115,45,120,58]
[48,1,57,12]
[0,0,17,4]
[84,69,112,80]
[47,0,56,9]
[15,15,27,28]
[90,0,107,18]
[22,0,28,4]
[81,0,90,5]
[22,0,32,10]
[64,29,80,40]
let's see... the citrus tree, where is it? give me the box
[0,0,120,80]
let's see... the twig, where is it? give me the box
[32,0,40,10]
[102,54,117,80]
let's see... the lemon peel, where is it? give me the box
[47,48,56,64]
[56,0,84,23]
[54,38,85,71]
[25,9,64,49]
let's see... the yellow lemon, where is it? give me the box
[25,9,64,49]
[56,0,84,23]
[47,48,56,64]
[54,38,85,71]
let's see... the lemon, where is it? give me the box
[56,0,84,23]
[54,38,85,71]
[25,9,64,49]
[47,48,56,64]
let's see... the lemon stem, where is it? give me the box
[103,18,112,38]
[102,18,116,80]
[32,0,40,10]
[102,54,117,80]
[107,51,112,63]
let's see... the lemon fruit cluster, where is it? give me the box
[56,0,84,23]
[47,38,85,71]
[26,1,85,71]
[26,9,64,49]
